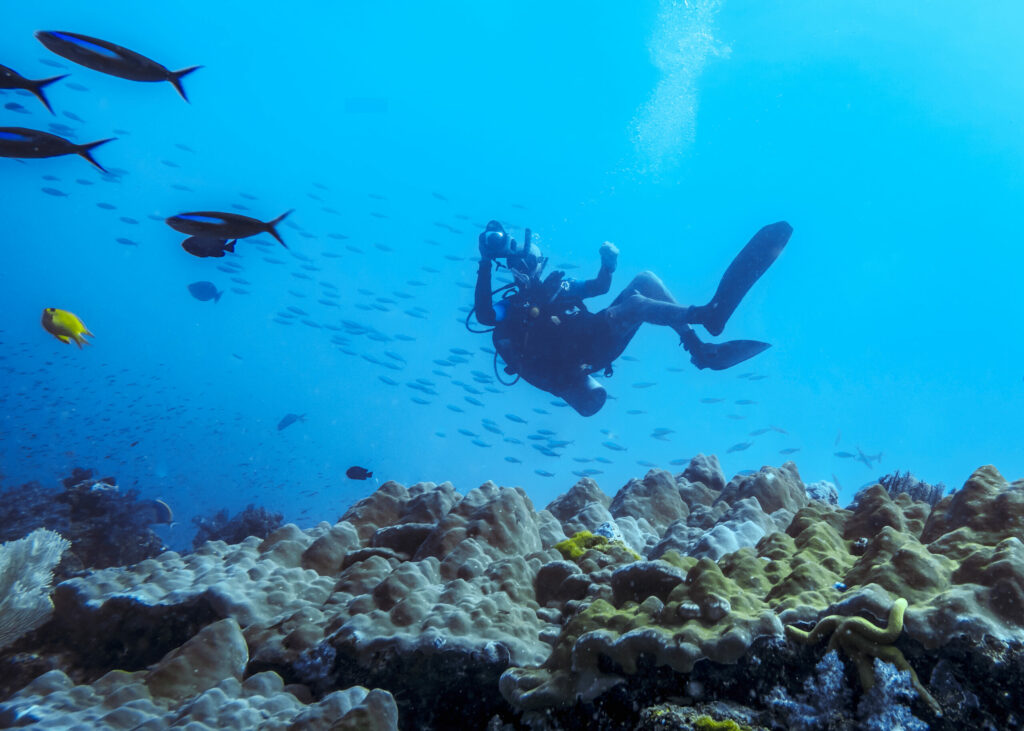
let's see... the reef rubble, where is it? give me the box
[0,459,1021,730]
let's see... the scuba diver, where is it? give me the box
[469,220,793,417]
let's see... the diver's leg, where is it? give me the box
[603,271,773,372]
[605,271,695,336]
[590,272,694,367]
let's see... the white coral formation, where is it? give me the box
[1,619,397,729]
[0,528,70,650]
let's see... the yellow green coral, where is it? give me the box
[554,530,641,562]
[554,530,608,560]
[693,716,752,731]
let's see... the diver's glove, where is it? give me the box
[599,241,619,272]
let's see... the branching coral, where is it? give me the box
[785,597,939,713]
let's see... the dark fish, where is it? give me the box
[3,102,30,113]
[727,441,753,453]
[181,236,236,258]
[277,412,306,431]
[734,399,757,405]
[137,498,173,525]
[779,447,800,455]
[0,126,113,171]
[115,237,138,246]
[834,451,855,458]
[167,210,292,248]
[0,64,66,113]
[41,187,67,196]
[700,397,724,404]
[35,31,201,101]
[346,465,372,480]
[854,447,883,469]
[187,281,221,302]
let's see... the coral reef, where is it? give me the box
[856,470,947,507]
[0,468,170,579]
[0,458,1021,729]
[0,529,70,650]
[191,504,284,549]
[785,597,938,712]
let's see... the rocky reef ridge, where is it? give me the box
[0,457,1021,730]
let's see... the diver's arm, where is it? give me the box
[577,242,618,299]
[579,263,613,298]
[475,258,498,326]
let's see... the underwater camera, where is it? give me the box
[480,221,545,280]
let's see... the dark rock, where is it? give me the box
[0,469,169,580]
[371,523,434,556]
[610,561,687,604]
[546,478,611,522]
[716,462,807,515]
[191,504,283,549]
[535,561,584,605]
[681,453,726,492]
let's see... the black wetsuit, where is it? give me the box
[474,259,615,396]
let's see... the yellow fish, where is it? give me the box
[41,307,93,347]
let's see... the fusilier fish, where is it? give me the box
[0,64,66,113]
[167,210,292,248]
[0,127,113,171]
[35,31,201,101]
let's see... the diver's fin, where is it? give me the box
[76,138,115,172]
[265,210,292,249]
[677,325,770,371]
[169,66,202,102]
[30,74,67,114]
[690,339,770,370]
[225,239,237,253]
[700,221,792,336]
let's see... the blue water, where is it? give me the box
[2,1,1022,549]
